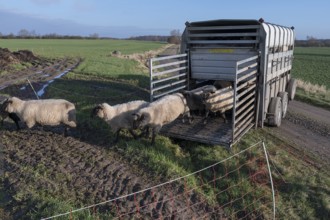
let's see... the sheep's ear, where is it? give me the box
[91,105,102,117]
[132,113,141,121]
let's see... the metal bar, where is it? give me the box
[237,84,256,99]
[231,123,254,145]
[262,142,276,220]
[235,105,254,125]
[152,79,187,92]
[232,61,239,145]
[153,85,187,99]
[149,59,153,102]
[233,116,254,138]
[237,70,258,82]
[237,55,259,65]
[191,46,256,49]
[235,91,255,108]
[151,53,187,62]
[152,66,187,77]
[236,98,255,115]
[237,62,258,74]
[236,93,255,110]
[188,32,258,37]
[152,73,187,85]
[153,60,187,70]
[237,78,256,91]
[187,25,260,31]
[187,40,258,44]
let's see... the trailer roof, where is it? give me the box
[185,19,261,27]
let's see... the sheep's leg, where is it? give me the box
[128,129,138,139]
[151,126,161,145]
[188,111,194,124]
[221,112,227,123]
[182,111,193,124]
[203,110,210,124]
[142,126,150,138]
[26,120,35,129]
[113,129,121,143]
[183,111,194,124]
[64,126,70,137]
[9,113,21,131]
[151,129,156,145]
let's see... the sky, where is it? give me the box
[0,0,329,39]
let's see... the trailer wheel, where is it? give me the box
[268,97,282,127]
[278,92,288,118]
[286,78,297,100]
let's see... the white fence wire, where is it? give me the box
[42,141,275,220]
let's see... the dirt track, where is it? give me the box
[1,128,218,219]
[271,100,330,166]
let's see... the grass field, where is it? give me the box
[292,47,330,88]
[0,40,329,219]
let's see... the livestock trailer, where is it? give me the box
[149,19,296,148]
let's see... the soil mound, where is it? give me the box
[0,47,39,68]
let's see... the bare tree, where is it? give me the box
[18,29,30,38]
[168,29,181,44]
[89,33,99,39]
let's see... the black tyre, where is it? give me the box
[278,91,288,118]
[286,78,297,100]
[268,97,282,127]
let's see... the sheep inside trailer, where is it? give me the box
[149,19,295,148]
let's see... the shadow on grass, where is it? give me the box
[0,75,150,149]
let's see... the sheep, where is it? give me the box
[132,93,190,145]
[201,86,234,124]
[182,85,217,121]
[90,100,149,143]
[3,96,76,135]
[1,100,20,129]
[0,110,21,130]
[213,80,233,89]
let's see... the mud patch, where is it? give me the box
[0,128,220,219]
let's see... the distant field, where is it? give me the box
[292,47,330,108]
[292,47,330,89]
[0,39,166,79]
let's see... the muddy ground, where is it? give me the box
[1,128,221,219]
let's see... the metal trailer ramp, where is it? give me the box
[161,116,233,147]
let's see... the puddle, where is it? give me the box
[37,68,72,97]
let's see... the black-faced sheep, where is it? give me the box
[1,99,20,129]
[202,86,234,124]
[182,85,217,122]
[132,93,190,145]
[213,80,233,89]
[3,97,76,134]
[91,100,149,143]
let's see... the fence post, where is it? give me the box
[149,58,153,102]
[262,142,276,220]
[27,79,40,100]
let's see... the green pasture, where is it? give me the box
[0,39,165,79]
[292,47,330,89]
[0,40,329,219]
[291,47,330,108]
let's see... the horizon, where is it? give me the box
[1,0,330,40]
